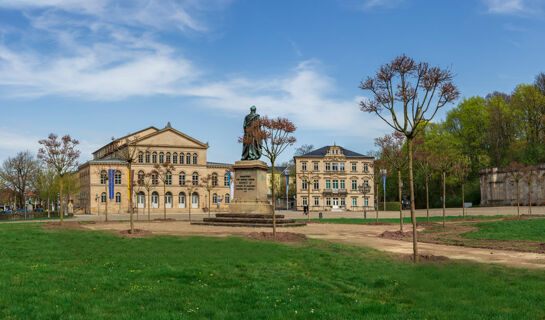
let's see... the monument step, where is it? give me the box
[191,221,306,228]
[216,213,285,219]
[203,217,297,224]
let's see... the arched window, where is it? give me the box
[166,171,172,185]
[151,191,159,208]
[100,170,107,184]
[180,153,184,164]
[173,152,178,164]
[138,152,143,163]
[152,172,158,185]
[115,192,121,203]
[114,171,122,185]
[212,173,218,186]
[191,192,199,208]
[225,193,230,204]
[193,153,198,165]
[224,172,230,186]
[179,172,185,186]
[159,152,164,164]
[165,192,172,208]
[152,152,157,163]
[145,151,150,163]
[137,191,145,208]
[137,171,144,185]
[178,192,186,208]
[212,193,218,204]
[186,153,191,165]
[192,172,199,185]
[101,192,106,203]
[166,152,171,163]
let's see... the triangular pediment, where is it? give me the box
[135,128,208,149]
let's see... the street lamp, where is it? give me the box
[95,194,99,216]
[283,168,290,211]
[380,169,387,212]
[358,182,371,219]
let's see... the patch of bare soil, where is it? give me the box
[246,232,307,243]
[397,253,450,262]
[44,221,90,230]
[118,229,152,238]
[380,222,545,254]
[364,221,392,225]
[153,218,177,222]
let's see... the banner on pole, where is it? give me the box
[229,171,234,199]
[108,169,114,200]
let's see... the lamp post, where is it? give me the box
[358,182,371,219]
[283,168,290,211]
[95,194,99,217]
[380,169,387,211]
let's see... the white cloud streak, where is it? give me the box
[483,0,543,15]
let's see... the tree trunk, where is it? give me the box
[462,183,465,218]
[408,139,418,263]
[163,186,167,220]
[375,182,379,222]
[528,182,532,216]
[307,178,311,221]
[148,192,151,221]
[59,178,64,225]
[398,169,403,232]
[104,184,108,222]
[425,176,429,224]
[129,167,134,234]
[272,160,277,239]
[516,182,520,218]
[208,190,211,218]
[188,190,192,222]
[442,171,446,228]
[47,196,50,218]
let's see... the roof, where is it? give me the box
[92,126,158,155]
[296,146,372,158]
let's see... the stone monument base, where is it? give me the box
[191,160,305,227]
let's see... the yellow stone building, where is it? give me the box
[293,145,374,212]
[77,124,232,215]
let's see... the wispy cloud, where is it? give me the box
[361,0,405,9]
[482,0,543,15]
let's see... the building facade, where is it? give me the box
[480,165,545,206]
[293,145,374,212]
[77,124,232,215]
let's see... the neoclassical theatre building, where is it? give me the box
[293,145,374,212]
[77,124,232,214]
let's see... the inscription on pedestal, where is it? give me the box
[235,174,256,192]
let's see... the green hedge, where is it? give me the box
[377,202,401,211]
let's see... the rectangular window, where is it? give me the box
[301,180,308,190]
[166,174,172,185]
[325,180,331,189]
[352,197,357,207]
[302,162,307,171]
[302,197,308,206]
[341,198,346,206]
[364,197,369,207]
[138,153,143,163]
[313,180,319,190]
[340,163,345,171]
[314,197,319,206]
[352,180,358,190]
[332,163,338,171]
[364,163,369,172]
[173,154,177,164]
[364,180,369,186]
[145,153,150,163]
[313,162,319,171]
[340,180,345,190]
[332,180,339,189]
[325,163,331,171]
[326,197,331,206]
[179,174,185,186]
[351,162,356,172]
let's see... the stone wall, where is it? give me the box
[480,165,545,206]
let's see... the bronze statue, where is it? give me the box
[241,106,263,161]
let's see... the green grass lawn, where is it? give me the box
[300,215,513,225]
[1,224,544,319]
[462,218,545,242]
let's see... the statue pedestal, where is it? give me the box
[228,160,272,214]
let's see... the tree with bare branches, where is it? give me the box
[525,164,538,216]
[38,134,80,225]
[414,149,434,224]
[0,151,39,209]
[452,158,471,218]
[94,166,111,222]
[375,132,407,231]
[154,162,175,220]
[137,171,155,221]
[202,174,214,217]
[506,161,527,218]
[360,55,459,262]
[242,116,296,238]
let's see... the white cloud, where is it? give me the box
[483,0,543,15]
[361,0,404,9]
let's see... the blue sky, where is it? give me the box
[0,0,544,165]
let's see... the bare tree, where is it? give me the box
[506,161,527,218]
[202,174,214,217]
[375,132,407,231]
[525,164,538,216]
[94,166,111,222]
[154,162,175,220]
[360,55,459,262]
[414,149,434,224]
[186,183,199,222]
[34,166,58,217]
[0,151,39,209]
[137,171,155,221]
[244,116,296,238]
[452,158,471,218]
[38,134,80,225]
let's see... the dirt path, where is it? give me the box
[79,221,545,270]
